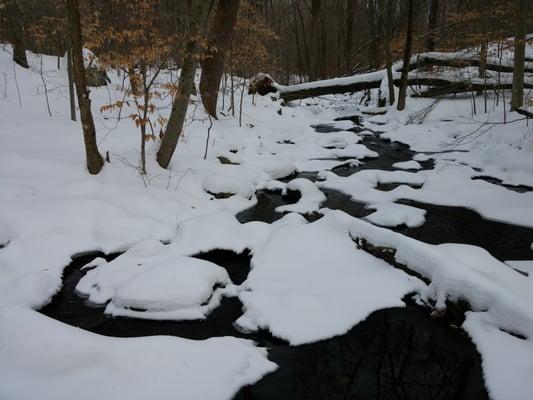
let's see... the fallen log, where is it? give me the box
[249,71,384,102]
[408,52,533,74]
[403,76,533,97]
[249,50,533,103]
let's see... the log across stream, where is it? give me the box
[40,120,533,400]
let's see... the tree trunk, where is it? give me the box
[199,0,240,119]
[345,0,354,74]
[7,0,29,68]
[382,0,395,105]
[128,67,140,96]
[511,0,527,110]
[308,0,321,81]
[67,0,103,175]
[294,0,310,81]
[397,0,414,111]
[157,0,211,169]
[426,0,439,51]
[66,31,76,121]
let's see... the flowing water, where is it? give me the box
[40,118,533,399]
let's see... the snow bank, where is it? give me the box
[366,202,426,227]
[320,165,533,228]
[77,240,231,320]
[0,307,276,400]
[237,212,421,345]
[337,209,533,400]
[275,178,326,214]
[392,160,422,170]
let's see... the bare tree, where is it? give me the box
[199,0,240,119]
[308,0,321,81]
[157,0,211,169]
[511,0,527,110]
[344,0,354,73]
[6,0,29,68]
[67,0,103,175]
[380,0,396,105]
[426,0,439,51]
[397,0,414,111]
[66,18,76,122]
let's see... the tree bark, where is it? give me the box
[157,0,211,169]
[397,0,414,111]
[511,0,527,110]
[199,0,240,119]
[381,0,395,105]
[426,0,439,51]
[66,22,76,122]
[6,0,29,68]
[344,0,354,74]
[308,0,321,81]
[67,0,103,175]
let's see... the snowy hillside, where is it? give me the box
[0,44,533,400]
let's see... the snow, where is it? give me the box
[413,153,431,162]
[1,44,533,400]
[392,160,422,170]
[0,307,277,400]
[366,202,426,228]
[236,212,422,345]
[203,174,255,199]
[77,240,231,320]
[274,69,386,93]
[464,312,533,400]
[505,260,533,278]
[275,178,326,214]
[342,209,533,400]
[320,164,533,228]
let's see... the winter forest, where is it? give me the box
[0,0,532,399]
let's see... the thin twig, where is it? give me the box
[40,55,52,117]
[203,114,213,160]
[12,61,22,108]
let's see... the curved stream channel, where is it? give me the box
[40,119,533,399]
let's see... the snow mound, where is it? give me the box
[77,240,230,320]
[264,160,297,179]
[366,202,426,227]
[108,257,230,319]
[0,307,277,400]
[320,165,533,228]
[276,178,326,214]
[236,212,421,345]
[203,174,255,199]
[340,209,533,400]
[464,311,533,400]
[392,160,422,170]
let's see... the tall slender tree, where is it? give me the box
[199,0,240,119]
[6,0,29,68]
[66,0,103,174]
[426,0,439,51]
[157,0,211,169]
[66,17,76,122]
[511,0,527,111]
[308,0,321,81]
[397,0,414,111]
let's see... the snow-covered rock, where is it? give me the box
[0,307,277,400]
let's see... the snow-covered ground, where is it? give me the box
[1,46,533,400]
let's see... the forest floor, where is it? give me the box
[0,48,532,400]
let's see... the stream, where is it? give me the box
[40,118,533,399]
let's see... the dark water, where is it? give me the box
[41,250,488,400]
[236,301,487,400]
[40,250,282,344]
[38,118,533,400]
